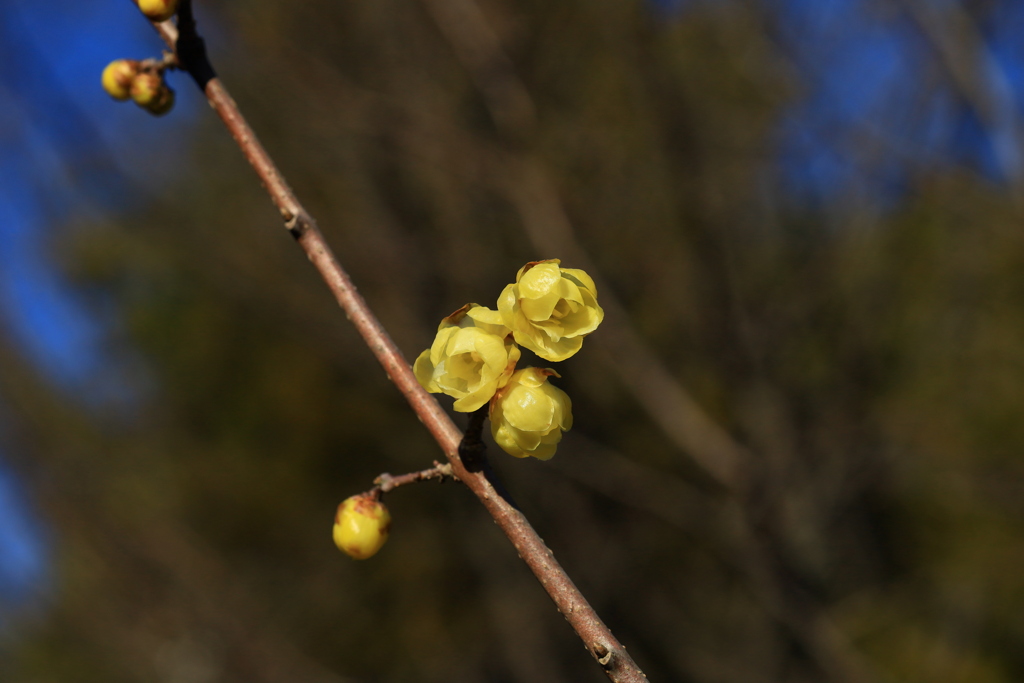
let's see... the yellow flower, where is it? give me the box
[489,367,573,460]
[498,260,604,362]
[333,494,391,560]
[414,304,521,412]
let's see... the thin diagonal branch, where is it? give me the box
[129,1,648,681]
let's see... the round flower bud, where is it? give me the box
[138,0,179,22]
[333,494,391,560]
[102,59,140,101]
[129,71,164,108]
[497,260,604,362]
[489,367,573,460]
[144,85,175,116]
[414,304,521,412]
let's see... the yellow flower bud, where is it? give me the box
[101,59,140,101]
[489,367,573,460]
[138,0,179,22]
[144,85,175,116]
[497,260,604,362]
[333,494,391,560]
[129,71,164,108]
[414,304,521,412]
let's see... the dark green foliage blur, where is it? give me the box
[3,1,1024,682]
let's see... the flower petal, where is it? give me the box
[520,291,561,321]
[504,386,555,432]
[518,263,562,298]
[560,268,598,297]
[413,349,436,391]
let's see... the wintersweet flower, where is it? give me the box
[489,367,573,460]
[333,494,391,560]
[414,304,521,412]
[497,260,604,362]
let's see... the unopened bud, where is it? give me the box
[145,85,175,116]
[138,0,179,22]
[101,59,140,101]
[333,494,391,560]
[129,72,164,108]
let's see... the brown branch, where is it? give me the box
[130,1,648,681]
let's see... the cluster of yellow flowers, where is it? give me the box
[414,260,603,460]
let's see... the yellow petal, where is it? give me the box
[516,367,559,387]
[561,305,601,338]
[507,423,544,451]
[446,327,482,356]
[515,259,561,282]
[520,291,561,321]
[504,386,555,432]
[453,380,498,412]
[429,327,457,365]
[529,442,558,460]
[465,305,508,335]
[517,263,562,298]
[497,344,522,387]
[413,349,437,391]
[559,268,598,297]
[557,277,584,304]
[522,333,583,362]
[549,385,573,430]
[492,420,529,458]
[474,332,510,371]
[497,284,518,326]
[445,352,480,382]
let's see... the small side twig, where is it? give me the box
[373,462,455,494]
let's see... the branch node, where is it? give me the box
[173,0,216,89]
[286,212,313,240]
[592,643,614,667]
[457,407,488,471]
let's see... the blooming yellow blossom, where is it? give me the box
[497,260,604,362]
[489,367,573,460]
[333,494,391,560]
[414,304,521,412]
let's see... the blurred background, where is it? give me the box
[2,0,1024,681]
